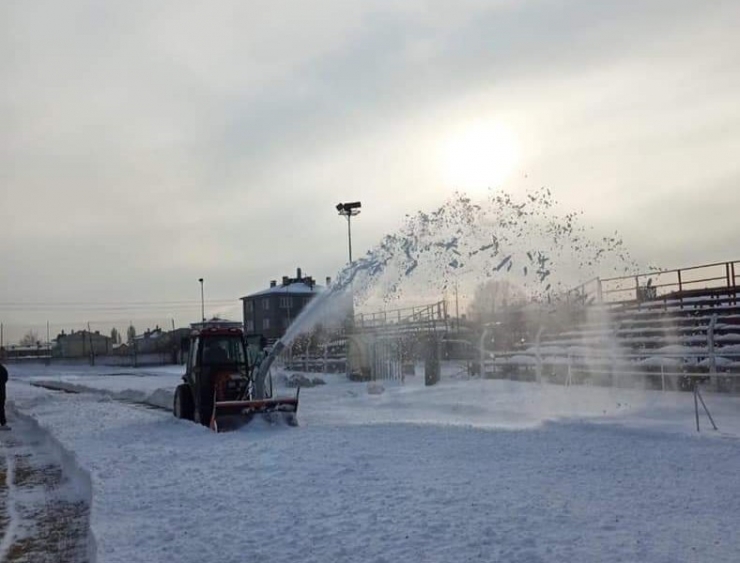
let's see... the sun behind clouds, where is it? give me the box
[440,120,520,193]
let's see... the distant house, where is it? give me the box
[54,330,112,358]
[129,326,192,360]
[132,326,166,355]
[241,268,327,343]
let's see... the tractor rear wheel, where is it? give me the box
[174,384,195,421]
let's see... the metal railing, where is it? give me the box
[354,300,448,331]
[567,260,740,306]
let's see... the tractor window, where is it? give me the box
[189,337,200,371]
[201,337,246,366]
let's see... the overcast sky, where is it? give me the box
[2,0,739,338]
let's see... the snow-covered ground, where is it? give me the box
[6,362,740,562]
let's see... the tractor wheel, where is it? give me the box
[173,384,195,421]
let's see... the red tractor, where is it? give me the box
[173,324,298,432]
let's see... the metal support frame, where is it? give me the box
[693,383,718,432]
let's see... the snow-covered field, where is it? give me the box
[6,362,740,562]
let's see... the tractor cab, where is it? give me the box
[173,324,298,432]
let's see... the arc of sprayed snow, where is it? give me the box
[0,453,19,561]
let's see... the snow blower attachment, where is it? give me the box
[173,325,299,432]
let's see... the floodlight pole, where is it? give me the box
[346,213,353,263]
[336,202,362,264]
[198,278,205,322]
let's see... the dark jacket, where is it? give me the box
[0,363,7,385]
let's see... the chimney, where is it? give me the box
[270,280,276,288]
[297,267,302,280]
[282,276,289,286]
[325,276,331,287]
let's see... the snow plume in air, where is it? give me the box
[335,187,638,302]
[282,188,638,346]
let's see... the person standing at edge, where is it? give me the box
[0,361,8,429]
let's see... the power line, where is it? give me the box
[0,299,238,306]
[0,299,239,311]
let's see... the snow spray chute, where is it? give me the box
[255,340,286,399]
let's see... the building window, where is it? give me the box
[245,320,254,332]
[279,296,293,309]
[263,298,270,311]
[262,318,271,330]
[245,301,254,314]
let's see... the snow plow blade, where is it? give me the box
[210,389,300,432]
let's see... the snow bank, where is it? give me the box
[6,402,97,561]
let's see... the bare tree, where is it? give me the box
[111,327,121,345]
[19,330,40,347]
[467,280,525,324]
[126,325,137,343]
[467,280,530,351]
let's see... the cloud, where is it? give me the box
[1,0,739,332]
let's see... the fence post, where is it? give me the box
[694,382,719,432]
[535,326,544,384]
[479,326,494,379]
[424,336,440,386]
[694,384,700,432]
[708,314,718,391]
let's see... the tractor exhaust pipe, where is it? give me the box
[254,340,286,399]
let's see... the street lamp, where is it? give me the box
[336,201,361,263]
[198,278,205,322]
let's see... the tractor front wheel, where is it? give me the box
[174,384,195,421]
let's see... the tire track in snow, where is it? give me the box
[0,448,19,561]
[30,380,171,412]
[0,413,92,563]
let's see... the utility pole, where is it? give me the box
[199,278,205,322]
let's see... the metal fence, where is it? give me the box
[566,260,740,305]
[484,314,740,393]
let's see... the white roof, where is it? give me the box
[243,283,325,298]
